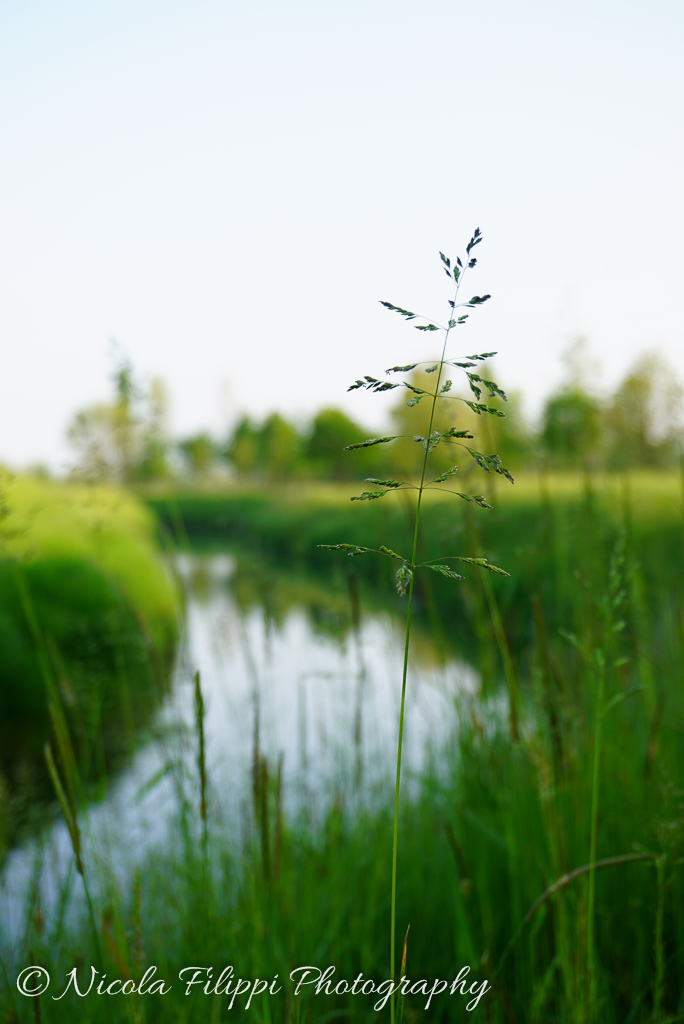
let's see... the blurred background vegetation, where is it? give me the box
[61,344,683,489]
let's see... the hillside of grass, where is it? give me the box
[0,471,180,839]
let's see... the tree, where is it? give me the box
[604,355,682,469]
[258,413,301,481]
[304,408,373,480]
[225,417,260,479]
[178,432,215,480]
[68,356,171,484]
[541,387,603,468]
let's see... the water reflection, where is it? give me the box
[1,552,478,946]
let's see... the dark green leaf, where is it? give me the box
[456,556,510,577]
[455,493,493,509]
[482,379,508,402]
[439,252,451,268]
[350,490,389,501]
[344,436,396,450]
[465,294,491,306]
[430,465,459,483]
[380,301,416,319]
[318,544,372,557]
[440,379,452,394]
[365,478,404,488]
[465,227,482,254]
[385,364,418,374]
[415,324,440,331]
[464,401,505,417]
[379,545,403,560]
[427,564,465,580]
[441,427,474,439]
[465,447,514,483]
[466,352,497,360]
[350,378,401,393]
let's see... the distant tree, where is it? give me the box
[178,432,215,480]
[68,356,171,483]
[604,356,682,469]
[257,413,301,481]
[541,387,603,468]
[304,408,372,480]
[136,377,171,482]
[225,417,260,478]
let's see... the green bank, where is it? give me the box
[0,471,180,842]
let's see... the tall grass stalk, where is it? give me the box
[12,565,104,962]
[586,646,605,1019]
[320,230,513,1020]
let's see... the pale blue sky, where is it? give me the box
[1,0,683,468]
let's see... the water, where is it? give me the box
[1,552,478,948]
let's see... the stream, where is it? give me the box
[1,552,478,948]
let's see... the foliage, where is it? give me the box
[224,415,260,478]
[541,386,604,468]
[177,432,216,480]
[258,412,302,480]
[304,408,376,480]
[604,354,683,469]
[68,356,171,484]
[0,471,180,848]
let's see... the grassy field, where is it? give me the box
[2,471,684,1022]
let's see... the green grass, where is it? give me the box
[2,471,684,1021]
[0,472,181,848]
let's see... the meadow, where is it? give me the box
[1,469,683,1022]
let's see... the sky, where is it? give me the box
[1,0,683,471]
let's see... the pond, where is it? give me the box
[1,552,479,948]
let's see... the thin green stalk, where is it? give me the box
[44,743,102,965]
[390,274,462,1024]
[323,234,502,1022]
[653,855,666,1022]
[587,650,605,1020]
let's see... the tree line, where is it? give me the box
[67,349,683,485]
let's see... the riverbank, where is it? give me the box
[0,471,181,848]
